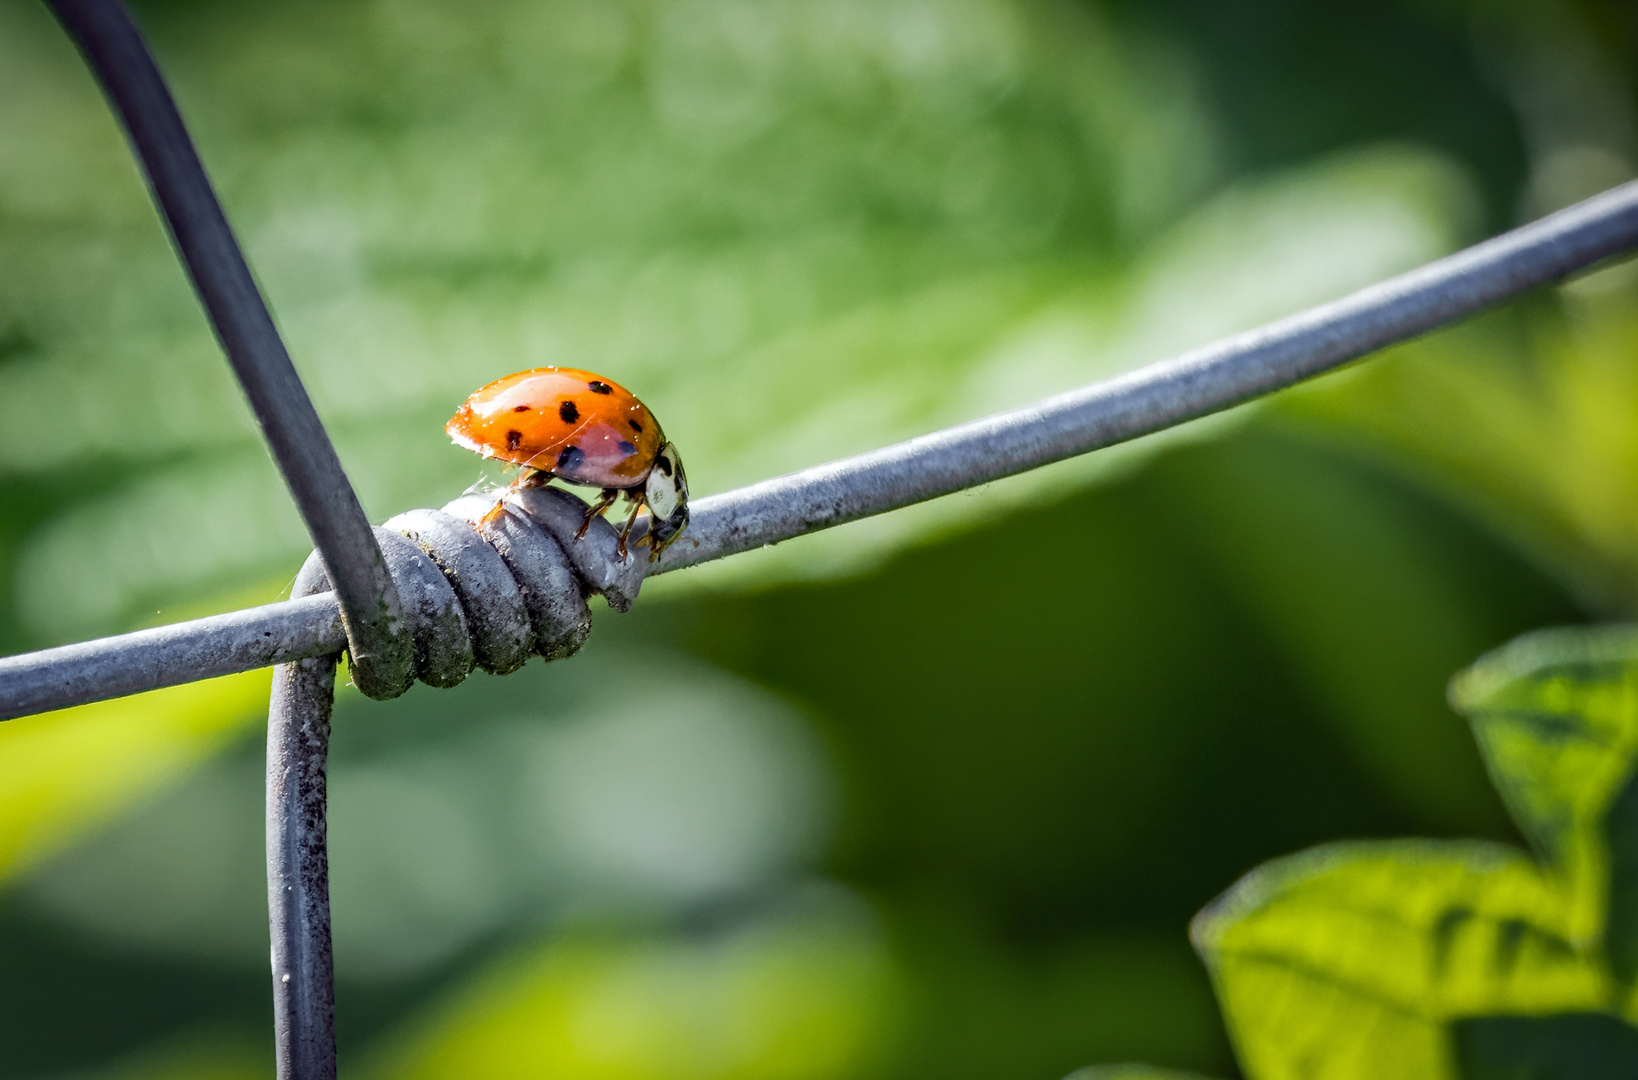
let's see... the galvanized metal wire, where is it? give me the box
[44,0,411,700]
[266,558,339,1080]
[4,179,1638,721]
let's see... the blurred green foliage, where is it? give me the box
[1,0,1636,1077]
[1065,1068,1221,1080]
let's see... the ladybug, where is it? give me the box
[446,367,689,559]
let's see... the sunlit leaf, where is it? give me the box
[1191,840,1607,1080]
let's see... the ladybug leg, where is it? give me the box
[614,497,646,559]
[481,468,541,525]
[574,488,621,541]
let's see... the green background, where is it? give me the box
[1,0,1636,1076]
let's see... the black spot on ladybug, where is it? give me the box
[588,380,613,395]
[506,429,523,451]
[617,439,637,455]
[655,454,673,476]
[556,445,584,471]
[629,419,644,433]
[559,400,580,424]
[513,404,531,413]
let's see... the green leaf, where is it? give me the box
[1454,1013,1638,1080]
[1191,840,1607,1080]
[1450,626,1638,973]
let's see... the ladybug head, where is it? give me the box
[644,441,690,559]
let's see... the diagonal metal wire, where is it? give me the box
[43,0,411,700]
[663,182,1638,572]
[4,179,1638,722]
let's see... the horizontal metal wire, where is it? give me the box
[46,0,411,699]
[4,179,1638,721]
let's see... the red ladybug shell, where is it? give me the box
[446,368,665,489]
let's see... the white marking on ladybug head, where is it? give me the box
[645,442,689,555]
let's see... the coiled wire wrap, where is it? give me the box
[266,484,648,1080]
[288,486,649,693]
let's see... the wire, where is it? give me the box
[44,0,411,699]
[4,180,1638,721]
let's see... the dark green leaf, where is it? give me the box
[1451,626,1638,977]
